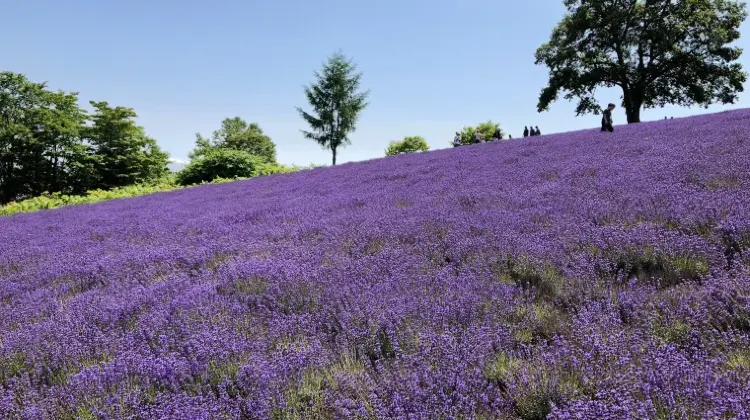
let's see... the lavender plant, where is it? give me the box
[1,110,749,419]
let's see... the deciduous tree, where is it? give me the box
[86,101,169,189]
[190,117,277,163]
[0,72,90,203]
[535,0,747,123]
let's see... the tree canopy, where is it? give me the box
[385,136,430,156]
[535,0,747,123]
[297,52,369,165]
[191,117,277,164]
[86,101,170,190]
[0,71,169,204]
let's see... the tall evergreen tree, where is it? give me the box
[535,0,747,123]
[297,52,369,165]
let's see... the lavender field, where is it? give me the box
[2,110,750,419]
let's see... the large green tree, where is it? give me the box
[191,117,277,163]
[297,52,369,165]
[0,72,92,203]
[385,136,430,156]
[86,101,169,190]
[535,0,747,123]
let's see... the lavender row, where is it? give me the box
[1,110,750,418]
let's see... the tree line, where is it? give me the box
[0,72,170,205]
[0,71,296,205]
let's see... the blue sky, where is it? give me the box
[3,0,750,166]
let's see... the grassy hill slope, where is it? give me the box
[1,110,749,418]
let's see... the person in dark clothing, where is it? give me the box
[453,132,462,147]
[473,131,483,144]
[523,126,529,137]
[508,134,512,139]
[601,103,615,132]
[493,128,502,141]
[534,126,541,136]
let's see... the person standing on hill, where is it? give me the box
[473,130,483,144]
[523,126,529,137]
[601,103,615,132]
[493,128,502,141]
[453,132,462,147]
[534,126,541,136]
[508,134,512,139]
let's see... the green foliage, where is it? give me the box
[0,72,90,203]
[457,121,504,145]
[458,126,477,145]
[0,181,180,217]
[0,162,307,217]
[86,101,170,190]
[176,149,266,186]
[477,120,503,140]
[191,117,277,164]
[297,51,370,165]
[279,353,368,419]
[0,71,170,204]
[385,136,429,156]
[535,0,748,123]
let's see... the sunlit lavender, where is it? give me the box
[2,110,750,419]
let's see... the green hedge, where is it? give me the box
[0,163,321,217]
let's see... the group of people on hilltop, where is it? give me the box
[523,126,541,137]
[452,125,544,147]
[452,128,507,147]
[451,103,625,148]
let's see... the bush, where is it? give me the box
[385,136,429,156]
[457,121,504,145]
[0,159,310,217]
[0,182,180,217]
[176,150,266,186]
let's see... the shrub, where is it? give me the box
[176,150,266,186]
[0,182,180,217]
[385,136,429,156]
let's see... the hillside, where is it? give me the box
[1,110,750,419]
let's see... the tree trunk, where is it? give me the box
[625,106,641,124]
[332,146,337,166]
[622,87,642,124]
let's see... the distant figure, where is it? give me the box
[529,125,536,136]
[493,128,502,141]
[670,117,673,119]
[473,131,483,144]
[523,126,529,137]
[453,132,461,147]
[665,116,667,120]
[534,126,541,136]
[508,134,512,139]
[601,103,615,132]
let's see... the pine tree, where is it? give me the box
[297,52,369,165]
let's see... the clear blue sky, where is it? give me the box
[3,0,750,166]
